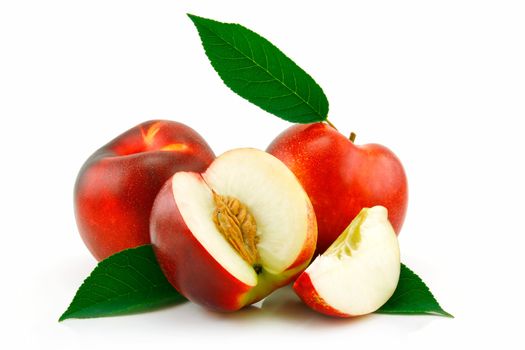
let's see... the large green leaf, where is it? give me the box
[60,246,451,320]
[376,263,453,317]
[188,14,329,123]
[59,245,185,321]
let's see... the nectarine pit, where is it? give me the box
[212,192,260,271]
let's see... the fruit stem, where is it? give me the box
[349,132,356,143]
[325,119,338,130]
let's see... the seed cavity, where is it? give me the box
[212,192,260,269]
[326,211,366,259]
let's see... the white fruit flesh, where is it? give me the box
[305,206,400,316]
[172,148,311,286]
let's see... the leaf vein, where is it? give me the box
[201,24,324,119]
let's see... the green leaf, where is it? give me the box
[59,245,185,321]
[188,14,329,123]
[376,263,453,317]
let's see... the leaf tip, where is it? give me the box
[187,13,206,24]
[441,310,455,318]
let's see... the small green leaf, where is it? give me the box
[59,245,185,321]
[188,14,329,123]
[376,263,453,317]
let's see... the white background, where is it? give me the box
[1,0,524,348]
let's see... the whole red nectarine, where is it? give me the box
[267,122,407,256]
[74,120,215,261]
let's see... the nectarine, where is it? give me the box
[74,120,215,261]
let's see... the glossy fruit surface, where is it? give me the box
[267,122,407,255]
[75,120,215,261]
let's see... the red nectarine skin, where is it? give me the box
[267,123,408,256]
[293,272,350,317]
[150,176,251,312]
[74,120,215,261]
